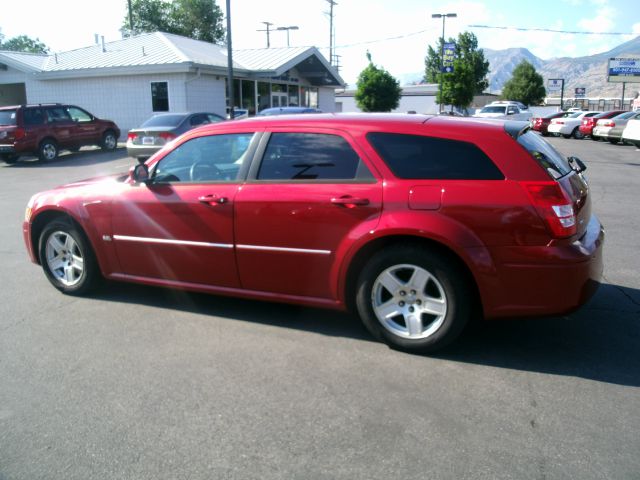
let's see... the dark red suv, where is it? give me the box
[22,114,604,353]
[0,104,120,163]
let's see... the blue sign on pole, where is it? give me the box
[442,42,455,73]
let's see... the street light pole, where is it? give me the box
[276,26,299,47]
[431,13,457,113]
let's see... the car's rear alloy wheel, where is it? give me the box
[572,127,584,139]
[356,246,472,353]
[38,139,58,161]
[101,131,117,151]
[39,220,100,295]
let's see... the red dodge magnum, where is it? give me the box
[23,114,604,353]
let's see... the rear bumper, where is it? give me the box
[480,215,604,319]
[126,143,161,159]
[579,125,593,135]
[0,145,16,154]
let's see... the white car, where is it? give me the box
[592,111,638,141]
[622,117,640,148]
[473,101,532,121]
[547,111,600,139]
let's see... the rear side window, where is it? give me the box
[258,133,372,181]
[0,110,17,126]
[366,133,504,180]
[23,108,45,126]
[517,131,571,179]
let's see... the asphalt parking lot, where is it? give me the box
[1,137,639,480]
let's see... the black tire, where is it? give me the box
[355,245,472,353]
[591,136,600,141]
[101,130,118,151]
[38,138,58,161]
[572,127,584,139]
[1,153,19,164]
[608,138,619,144]
[38,219,101,295]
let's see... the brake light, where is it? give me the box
[602,120,614,127]
[521,182,577,238]
[127,132,138,141]
[14,127,26,140]
[159,132,176,141]
[555,120,565,125]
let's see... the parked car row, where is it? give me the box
[531,109,640,147]
[1,103,324,164]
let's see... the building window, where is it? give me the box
[151,82,169,112]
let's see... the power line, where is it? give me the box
[468,24,638,36]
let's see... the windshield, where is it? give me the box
[480,106,507,114]
[0,110,17,126]
[141,114,185,127]
[568,112,582,118]
[517,131,572,179]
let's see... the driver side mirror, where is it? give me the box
[130,162,149,184]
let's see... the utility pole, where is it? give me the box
[257,21,274,48]
[128,0,134,33]
[226,0,234,119]
[326,0,337,65]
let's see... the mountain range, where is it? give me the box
[402,35,640,98]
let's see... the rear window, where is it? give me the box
[517,131,571,179]
[366,133,504,180]
[0,110,17,126]
[141,115,185,127]
[480,106,506,114]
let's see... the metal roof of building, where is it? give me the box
[0,32,344,86]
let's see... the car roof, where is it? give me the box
[192,112,523,138]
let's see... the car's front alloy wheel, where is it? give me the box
[39,220,100,295]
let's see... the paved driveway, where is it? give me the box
[1,140,638,480]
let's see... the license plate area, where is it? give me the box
[142,136,155,145]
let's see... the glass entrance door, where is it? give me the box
[271,92,288,107]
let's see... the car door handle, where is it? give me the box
[198,194,229,205]
[331,195,370,207]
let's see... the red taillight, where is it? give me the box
[521,182,577,238]
[602,120,614,127]
[14,127,26,140]
[127,132,138,141]
[159,132,176,141]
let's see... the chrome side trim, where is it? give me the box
[113,235,233,249]
[236,244,331,255]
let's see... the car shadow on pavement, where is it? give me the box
[91,281,639,387]
[5,147,130,168]
[441,282,640,387]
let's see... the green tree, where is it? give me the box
[501,60,546,105]
[123,0,225,43]
[424,31,489,108]
[0,34,49,54]
[355,56,402,112]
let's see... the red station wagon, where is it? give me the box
[23,114,604,353]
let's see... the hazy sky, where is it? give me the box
[2,0,639,86]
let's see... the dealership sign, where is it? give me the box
[574,87,586,98]
[547,79,563,92]
[441,43,456,73]
[608,58,640,82]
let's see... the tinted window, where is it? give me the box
[153,133,254,183]
[0,110,18,126]
[23,108,45,126]
[480,106,506,114]
[366,133,504,180]
[517,131,571,179]
[151,82,169,112]
[258,133,370,181]
[141,114,185,128]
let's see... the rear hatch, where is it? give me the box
[516,129,591,240]
[0,109,19,145]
